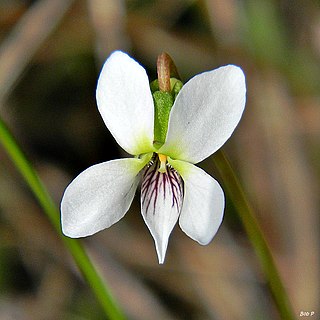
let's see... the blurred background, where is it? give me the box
[0,0,319,319]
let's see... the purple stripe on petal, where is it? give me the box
[141,157,183,217]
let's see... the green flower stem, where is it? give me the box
[0,116,126,320]
[213,150,295,320]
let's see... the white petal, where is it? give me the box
[140,157,183,263]
[169,158,224,245]
[96,51,154,155]
[159,65,246,163]
[61,155,151,237]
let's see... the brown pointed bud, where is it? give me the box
[157,52,180,92]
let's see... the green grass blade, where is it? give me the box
[0,116,126,320]
[213,150,295,320]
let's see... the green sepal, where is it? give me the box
[150,79,159,93]
[171,78,183,99]
[152,91,174,148]
[150,78,184,148]
[150,78,183,96]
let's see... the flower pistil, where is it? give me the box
[158,153,167,173]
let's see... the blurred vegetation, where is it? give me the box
[0,0,319,319]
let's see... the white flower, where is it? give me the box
[61,51,246,263]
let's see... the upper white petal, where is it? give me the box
[169,158,224,245]
[61,155,151,237]
[140,158,183,263]
[96,51,155,155]
[159,65,246,163]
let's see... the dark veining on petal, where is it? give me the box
[141,156,183,216]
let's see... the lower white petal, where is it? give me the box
[169,158,225,245]
[141,156,183,263]
[61,155,151,237]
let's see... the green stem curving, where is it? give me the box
[213,150,295,320]
[0,116,126,320]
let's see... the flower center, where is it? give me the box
[141,154,183,217]
[158,153,167,173]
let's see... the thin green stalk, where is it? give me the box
[213,150,295,320]
[0,116,126,320]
